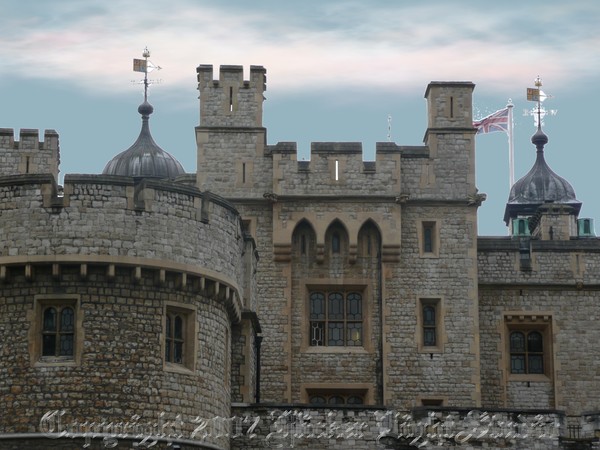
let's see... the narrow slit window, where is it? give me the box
[335,160,339,181]
[242,163,246,184]
[229,86,233,112]
[423,222,436,254]
[332,232,341,254]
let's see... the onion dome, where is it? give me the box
[504,126,580,224]
[103,101,185,179]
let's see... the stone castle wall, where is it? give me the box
[0,163,254,450]
[478,238,600,416]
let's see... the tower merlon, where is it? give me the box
[0,128,60,151]
[197,64,267,92]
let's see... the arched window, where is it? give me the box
[358,221,381,258]
[292,220,316,260]
[325,221,348,259]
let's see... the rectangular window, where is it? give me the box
[309,290,363,347]
[505,314,552,378]
[417,298,443,352]
[31,295,81,365]
[42,305,75,357]
[164,305,196,372]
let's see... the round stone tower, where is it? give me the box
[0,98,251,449]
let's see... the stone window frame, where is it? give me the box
[163,302,197,374]
[302,281,372,354]
[504,314,553,381]
[418,220,440,258]
[416,297,445,353]
[29,294,83,367]
[301,382,373,405]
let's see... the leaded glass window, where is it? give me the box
[309,290,363,346]
[166,312,185,364]
[42,305,75,358]
[423,305,437,347]
[510,330,544,374]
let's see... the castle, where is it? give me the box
[0,63,599,449]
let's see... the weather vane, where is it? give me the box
[387,115,392,142]
[132,47,162,101]
[524,75,557,128]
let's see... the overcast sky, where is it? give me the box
[1,0,598,235]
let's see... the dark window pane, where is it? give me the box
[328,322,344,346]
[174,342,183,364]
[174,315,183,340]
[166,338,172,362]
[310,322,324,346]
[43,307,57,332]
[423,225,433,253]
[347,323,362,346]
[301,235,307,255]
[347,293,362,320]
[60,307,74,332]
[310,293,325,320]
[59,334,74,356]
[42,334,56,356]
[166,315,172,338]
[347,396,364,405]
[328,396,345,405]
[332,233,340,253]
[511,355,525,374]
[510,331,525,352]
[527,331,543,352]
[424,327,436,346]
[328,293,344,320]
[423,305,436,326]
[309,396,326,405]
[528,355,544,374]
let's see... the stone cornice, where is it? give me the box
[0,255,245,323]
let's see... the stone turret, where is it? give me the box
[0,128,60,180]
[196,65,268,197]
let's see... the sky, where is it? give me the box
[0,0,599,236]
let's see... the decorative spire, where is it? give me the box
[102,49,184,179]
[504,77,580,225]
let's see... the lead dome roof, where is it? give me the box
[102,101,185,179]
[504,126,580,224]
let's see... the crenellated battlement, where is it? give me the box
[269,141,413,197]
[0,173,252,312]
[0,128,60,180]
[197,64,266,90]
[197,64,266,128]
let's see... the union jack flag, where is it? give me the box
[473,107,509,134]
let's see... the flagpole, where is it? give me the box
[507,99,514,188]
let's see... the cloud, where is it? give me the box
[1,0,598,98]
